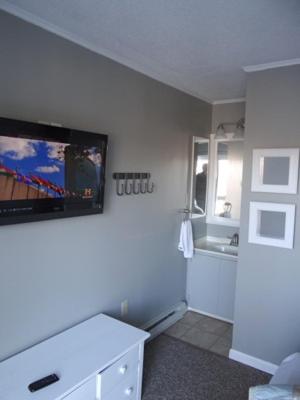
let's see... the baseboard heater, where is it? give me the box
[141,301,187,341]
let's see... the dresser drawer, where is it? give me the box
[102,370,138,400]
[99,345,139,397]
[62,377,96,400]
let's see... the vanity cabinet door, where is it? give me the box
[218,260,237,321]
[187,255,219,315]
[187,254,237,321]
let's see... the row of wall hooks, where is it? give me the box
[113,173,154,196]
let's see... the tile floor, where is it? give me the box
[164,311,232,357]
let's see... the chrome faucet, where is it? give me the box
[230,233,239,247]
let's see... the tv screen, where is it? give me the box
[0,117,108,225]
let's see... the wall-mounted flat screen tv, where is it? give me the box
[0,117,108,226]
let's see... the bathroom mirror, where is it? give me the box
[251,148,299,193]
[207,135,244,227]
[190,137,209,216]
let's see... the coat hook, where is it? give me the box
[132,174,140,194]
[146,177,154,193]
[140,176,147,194]
[116,175,124,196]
[124,173,132,195]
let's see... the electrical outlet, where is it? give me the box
[121,300,128,317]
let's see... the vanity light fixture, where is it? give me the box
[215,118,245,139]
[233,118,245,139]
[215,123,226,138]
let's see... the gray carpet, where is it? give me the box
[142,334,271,400]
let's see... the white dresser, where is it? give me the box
[0,314,150,400]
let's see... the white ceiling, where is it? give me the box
[1,0,300,103]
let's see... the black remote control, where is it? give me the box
[28,374,59,392]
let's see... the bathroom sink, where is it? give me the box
[210,243,238,256]
[194,236,238,258]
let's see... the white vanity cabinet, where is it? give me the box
[0,314,149,400]
[187,252,237,322]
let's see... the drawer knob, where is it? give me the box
[119,364,128,375]
[124,386,134,396]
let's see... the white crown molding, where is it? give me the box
[212,98,246,105]
[0,0,214,104]
[243,58,300,72]
[229,349,278,375]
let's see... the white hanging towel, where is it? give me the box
[178,220,194,258]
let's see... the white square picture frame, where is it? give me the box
[251,148,299,194]
[248,202,295,249]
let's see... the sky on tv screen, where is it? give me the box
[0,135,67,187]
[0,135,102,198]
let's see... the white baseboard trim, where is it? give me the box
[140,301,187,341]
[229,349,278,375]
[188,307,234,324]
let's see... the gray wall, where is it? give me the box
[232,65,300,365]
[0,11,211,361]
[211,102,246,133]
